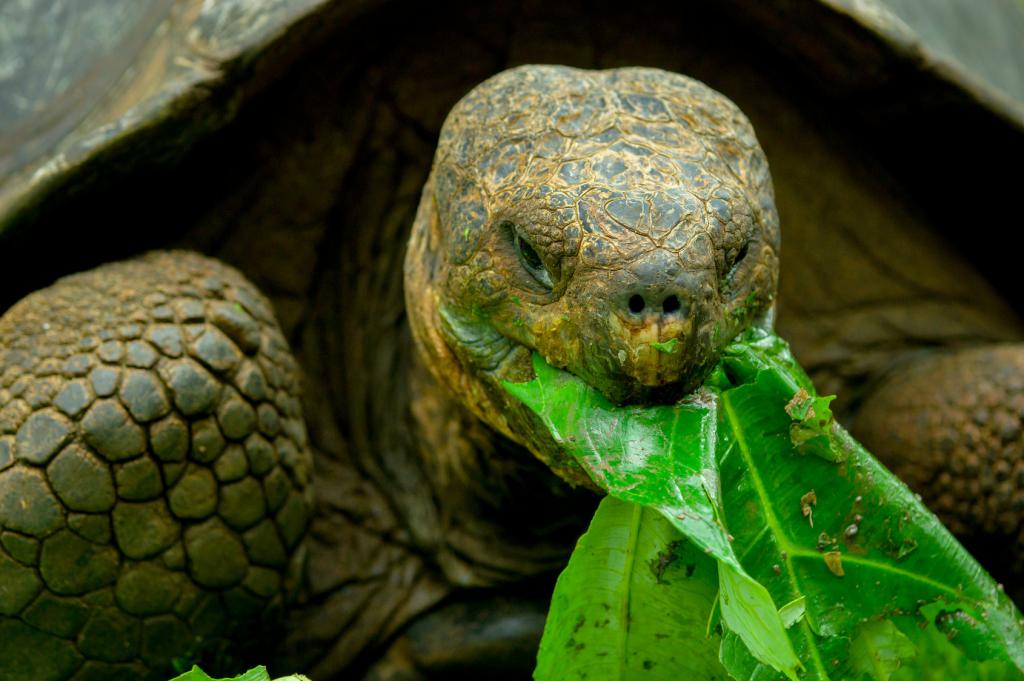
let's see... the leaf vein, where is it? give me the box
[722,392,829,678]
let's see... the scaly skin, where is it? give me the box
[0,251,313,681]
[406,65,779,486]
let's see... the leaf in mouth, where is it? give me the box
[504,351,800,678]
[649,338,680,354]
[504,329,1024,680]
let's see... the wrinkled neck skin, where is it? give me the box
[405,182,578,486]
[403,341,596,585]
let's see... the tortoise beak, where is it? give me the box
[608,310,694,390]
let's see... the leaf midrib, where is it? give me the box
[722,391,829,678]
[618,502,643,680]
[719,378,970,604]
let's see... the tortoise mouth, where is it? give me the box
[529,306,715,407]
[601,378,698,406]
[578,362,712,406]
[539,333,715,407]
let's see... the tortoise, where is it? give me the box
[2,1,1024,680]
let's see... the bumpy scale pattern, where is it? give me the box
[418,66,781,411]
[856,346,1024,550]
[0,251,314,681]
[436,65,778,277]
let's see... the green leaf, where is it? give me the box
[506,329,1024,680]
[650,338,679,354]
[779,597,806,629]
[784,388,837,458]
[848,620,915,681]
[715,332,1024,678]
[720,334,844,463]
[169,666,271,681]
[503,355,734,567]
[505,354,800,678]
[168,667,309,681]
[717,562,800,678]
[889,606,1022,681]
[534,496,728,680]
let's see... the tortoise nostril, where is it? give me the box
[628,294,646,314]
[662,295,681,314]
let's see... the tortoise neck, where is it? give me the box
[406,350,596,587]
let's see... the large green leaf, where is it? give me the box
[505,330,1024,680]
[713,333,1024,679]
[535,496,727,680]
[505,354,801,677]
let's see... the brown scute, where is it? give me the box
[0,251,313,680]
[853,344,1024,598]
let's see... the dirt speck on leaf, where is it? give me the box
[801,490,817,527]
[785,388,812,418]
[824,551,845,577]
[650,540,681,583]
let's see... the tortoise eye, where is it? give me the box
[721,241,750,290]
[518,234,543,271]
[730,242,749,271]
[513,231,553,290]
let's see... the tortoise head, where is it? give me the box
[406,65,779,482]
